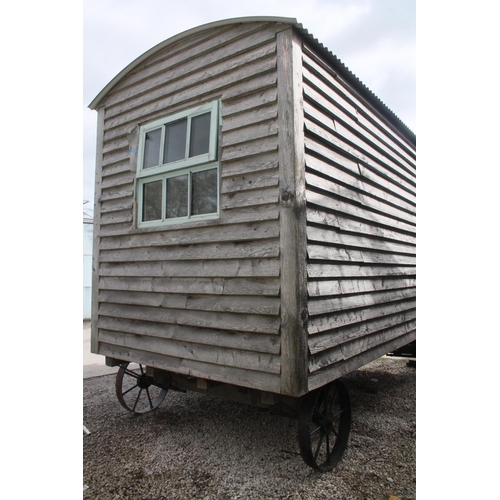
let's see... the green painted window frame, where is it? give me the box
[136,100,220,228]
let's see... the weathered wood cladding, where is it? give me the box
[91,19,416,396]
[300,42,416,390]
[92,22,288,392]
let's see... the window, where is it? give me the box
[136,101,220,227]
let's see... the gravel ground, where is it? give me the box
[83,357,415,500]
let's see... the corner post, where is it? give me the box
[277,28,309,396]
[90,107,105,354]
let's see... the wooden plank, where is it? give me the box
[101,147,129,168]
[98,316,281,354]
[307,277,416,298]
[108,26,233,92]
[308,308,416,354]
[221,168,279,194]
[307,244,416,266]
[277,28,309,397]
[305,153,416,215]
[99,302,281,335]
[100,197,133,214]
[99,258,280,278]
[307,330,416,392]
[219,204,279,224]
[97,342,281,393]
[302,47,416,158]
[106,24,276,104]
[100,238,280,262]
[99,276,281,296]
[308,320,416,373]
[221,151,278,178]
[307,287,416,316]
[99,289,281,316]
[104,54,277,131]
[306,190,416,234]
[308,298,416,335]
[306,225,416,256]
[221,134,278,162]
[103,71,278,143]
[304,136,416,205]
[100,211,133,226]
[307,208,416,245]
[222,102,278,132]
[302,72,416,177]
[101,171,134,190]
[99,219,280,250]
[105,39,277,119]
[222,119,278,148]
[99,329,281,374]
[305,119,415,195]
[100,160,131,179]
[306,171,416,225]
[185,295,280,316]
[99,289,188,310]
[222,87,277,118]
[100,186,134,202]
[221,186,279,210]
[98,204,280,237]
[307,263,416,279]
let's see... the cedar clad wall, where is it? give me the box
[301,43,417,391]
[94,22,288,393]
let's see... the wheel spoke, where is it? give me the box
[314,433,325,461]
[123,368,141,379]
[115,362,168,414]
[145,387,154,409]
[298,380,351,472]
[132,388,143,412]
[122,383,139,397]
[310,425,322,436]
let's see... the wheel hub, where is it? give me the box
[137,375,153,390]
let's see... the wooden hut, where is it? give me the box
[89,16,416,400]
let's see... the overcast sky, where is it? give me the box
[83,0,416,210]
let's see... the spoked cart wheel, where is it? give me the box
[298,379,351,471]
[115,363,168,414]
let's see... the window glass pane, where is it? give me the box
[143,180,163,221]
[192,168,217,215]
[189,112,211,157]
[166,175,188,219]
[164,119,187,164]
[143,128,162,169]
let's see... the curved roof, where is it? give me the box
[89,16,415,144]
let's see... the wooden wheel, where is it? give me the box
[298,380,351,471]
[115,363,168,414]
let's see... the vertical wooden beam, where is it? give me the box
[90,107,105,354]
[277,28,309,397]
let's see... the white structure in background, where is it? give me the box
[83,215,94,319]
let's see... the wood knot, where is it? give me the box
[281,190,294,205]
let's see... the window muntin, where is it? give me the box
[136,101,220,227]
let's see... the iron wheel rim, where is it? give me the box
[115,363,168,414]
[298,379,351,471]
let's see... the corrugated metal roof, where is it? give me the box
[88,16,415,145]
